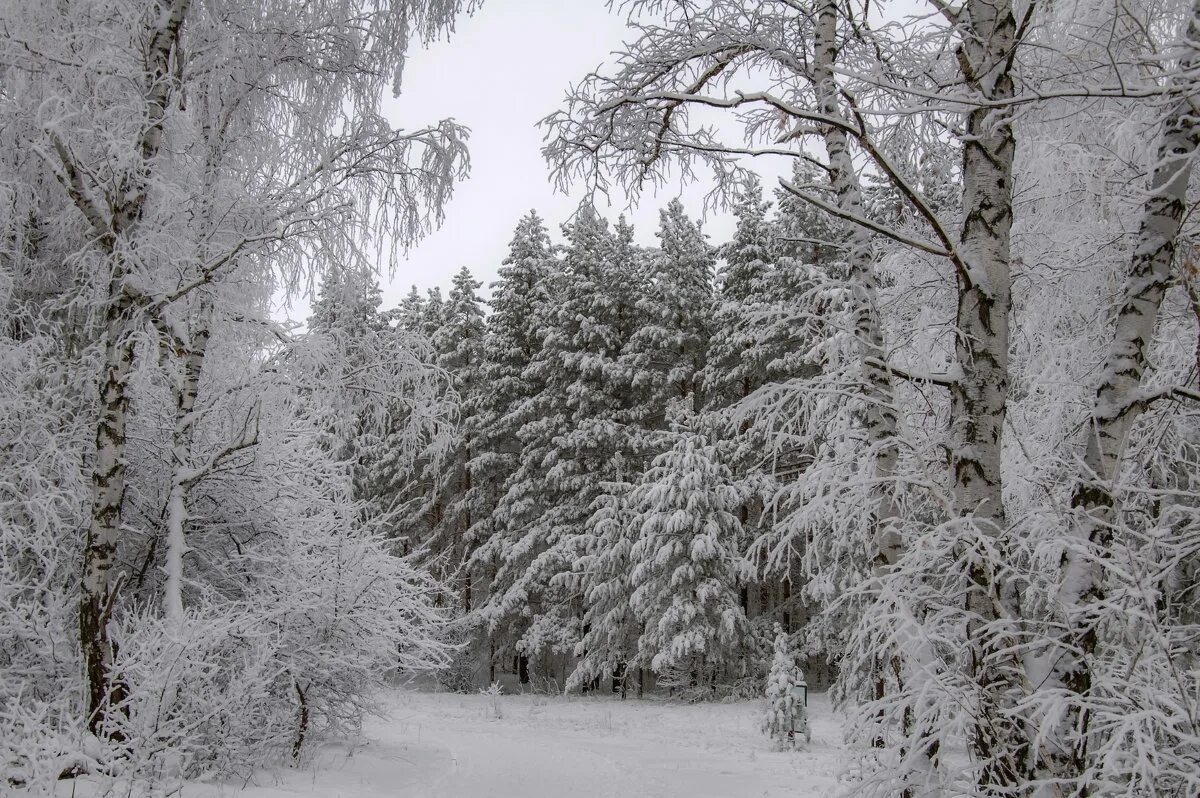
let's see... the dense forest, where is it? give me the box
[3,0,1200,796]
[326,186,837,696]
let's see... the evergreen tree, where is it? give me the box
[772,160,843,268]
[392,284,427,333]
[310,264,387,341]
[422,286,447,340]
[568,457,641,694]
[308,264,390,504]
[468,212,558,669]
[763,625,805,748]
[705,175,775,410]
[625,199,715,418]
[430,266,488,602]
[628,416,752,687]
[487,206,625,662]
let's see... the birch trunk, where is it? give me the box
[164,296,212,630]
[81,309,136,737]
[811,5,938,787]
[811,3,901,567]
[953,0,1029,789]
[1044,2,1200,788]
[77,0,190,737]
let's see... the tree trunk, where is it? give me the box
[1044,3,1200,788]
[292,679,308,760]
[164,296,213,630]
[81,318,136,736]
[812,1,933,783]
[76,0,191,738]
[811,2,902,568]
[953,0,1029,790]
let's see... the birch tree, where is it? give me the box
[2,0,474,751]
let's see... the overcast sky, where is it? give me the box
[274,1,934,320]
[278,0,740,319]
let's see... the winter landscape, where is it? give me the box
[3,0,1200,796]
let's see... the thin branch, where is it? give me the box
[778,178,951,257]
[865,356,959,389]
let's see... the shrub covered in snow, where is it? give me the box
[762,627,803,749]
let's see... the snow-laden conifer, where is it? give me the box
[469,211,561,669]
[628,411,752,688]
[430,266,488,604]
[625,199,715,417]
[568,459,641,694]
[762,626,804,749]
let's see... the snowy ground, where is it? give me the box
[62,688,844,798]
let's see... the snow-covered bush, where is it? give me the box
[434,616,480,694]
[480,681,504,719]
[762,627,802,750]
[0,334,92,791]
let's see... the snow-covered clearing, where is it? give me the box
[64,689,843,798]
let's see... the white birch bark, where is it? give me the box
[75,0,191,737]
[951,0,1032,789]
[163,295,212,630]
[1043,2,1200,788]
[810,7,940,787]
[811,2,901,580]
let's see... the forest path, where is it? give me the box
[148,688,843,798]
[321,689,835,797]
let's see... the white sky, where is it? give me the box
[274,0,932,320]
[342,0,740,313]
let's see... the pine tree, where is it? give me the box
[772,160,843,269]
[625,199,715,419]
[487,206,627,663]
[431,266,488,603]
[392,285,427,333]
[468,212,558,671]
[422,286,446,340]
[308,264,391,505]
[569,457,641,694]
[628,416,752,688]
[706,175,776,410]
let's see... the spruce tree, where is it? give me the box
[625,199,715,419]
[763,625,805,748]
[430,266,488,601]
[422,286,447,341]
[468,211,558,671]
[627,415,752,688]
[308,265,390,507]
[488,206,624,663]
[705,175,775,410]
[569,457,640,694]
[393,284,427,333]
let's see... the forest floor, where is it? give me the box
[62,688,845,797]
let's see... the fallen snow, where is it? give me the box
[58,688,844,798]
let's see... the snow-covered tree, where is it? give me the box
[568,461,641,695]
[625,199,715,417]
[705,175,776,411]
[628,416,752,687]
[483,206,638,666]
[762,626,804,749]
[542,0,1200,793]
[0,0,474,780]
[431,266,488,599]
[468,212,558,671]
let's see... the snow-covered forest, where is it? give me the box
[3,0,1199,796]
